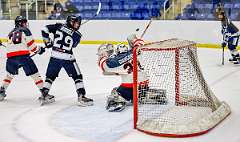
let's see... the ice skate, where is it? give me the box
[233,60,240,64]
[0,87,7,101]
[78,95,93,107]
[229,54,240,64]
[0,87,6,101]
[229,57,240,64]
[38,94,55,106]
[229,56,237,62]
[233,58,240,64]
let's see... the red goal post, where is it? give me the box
[132,38,231,137]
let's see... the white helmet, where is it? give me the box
[116,43,128,54]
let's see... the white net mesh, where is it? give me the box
[133,39,231,137]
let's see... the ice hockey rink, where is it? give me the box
[0,43,239,142]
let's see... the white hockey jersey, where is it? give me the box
[6,27,38,58]
[99,38,148,88]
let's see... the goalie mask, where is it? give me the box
[116,43,128,54]
[97,43,114,57]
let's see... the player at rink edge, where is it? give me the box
[97,34,167,112]
[40,15,93,106]
[0,16,46,101]
[215,4,240,64]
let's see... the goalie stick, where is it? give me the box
[81,1,102,26]
[140,19,153,39]
[102,72,119,76]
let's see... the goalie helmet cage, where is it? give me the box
[132,38,231,137]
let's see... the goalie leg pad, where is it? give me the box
[116,86,133,101]
[106,87,127,112]
[139,88,168,105]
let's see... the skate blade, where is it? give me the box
[78,101,94,107]
[108,106,126,112]
[39,99,55,106]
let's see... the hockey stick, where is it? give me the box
[102,72,119,76]
[222,45,224,65]
[140,19,153,39]
[0,40,6,47]
[81,1,101,26]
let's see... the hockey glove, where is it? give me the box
[229,32,240,37]
[221,42,227,48]
[44,39,53,48]
[38,46,45,55]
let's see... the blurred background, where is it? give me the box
[0,0,239,21]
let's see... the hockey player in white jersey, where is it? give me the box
[215,6,240,64]
[0,16,46,101]
[97,34,148,112]
[40,15,93,106]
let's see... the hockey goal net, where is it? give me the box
[132,38,231,137]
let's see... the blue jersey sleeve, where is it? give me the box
[222,20,239,35]
[20,27,32,36]
[106,51,133,68]
[72,31,82,48]
[42,23,62,40]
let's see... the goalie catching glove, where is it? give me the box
[97,43,114,69]
[97,43,114,57]
[221,42,227,48]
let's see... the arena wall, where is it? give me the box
[0,20,239,48]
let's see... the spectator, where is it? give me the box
[187,3,200,20]
[120,0,125,11]
[152,1,161,18]
[108,0,113,11]
[64,1,80,14]
[212,0,221,13]
[48,3,65,20]
[130,3,149,20]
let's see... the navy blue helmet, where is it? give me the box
[15,16,27,27]
[66,15,82,30]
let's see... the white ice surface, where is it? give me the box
[0,45,240,142]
